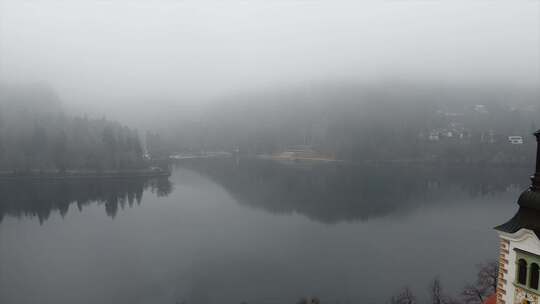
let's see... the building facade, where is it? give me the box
[495,130,540,304]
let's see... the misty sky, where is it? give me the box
[0,0,539,120]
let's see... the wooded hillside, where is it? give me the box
[0,84,144,172]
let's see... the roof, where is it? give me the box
[484,294,497,304]
[495,206,540,238]
[517,189,540,210]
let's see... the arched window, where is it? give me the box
[530,263,539,290]
[518,259,528,285]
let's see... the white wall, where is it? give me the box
[500,229,540,304]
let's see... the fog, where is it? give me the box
[2,2,540,303]
[1,0,539,125]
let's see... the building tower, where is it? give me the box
[495,130,540,304]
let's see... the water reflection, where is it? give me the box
[0,160,530,304]
[179,158,530,223]
[0,159,530,225]
[0,177,173,223]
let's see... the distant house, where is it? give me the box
[473,104,489,114]
[481,130,497,144]
[459,131,471,140]
[436,109,465,117]
[272,145,335,161]
[280,145,319,159]
[428,127,470,142]
[428,132,440,141]
[508,136,524,145]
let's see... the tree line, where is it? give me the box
[0,84,145,172]
[150,83,539,164]
[388,261,498,304]
[203,261,497,304]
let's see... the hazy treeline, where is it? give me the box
[0,84,145,172]
[152,84,539,163]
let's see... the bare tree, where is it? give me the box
[430,278,462,304]
[431,278,444,304]
[389,287,417,304]
[387,261,498,304]
[461,283,487,304]
[477,261,498,293]
[297,297,320,304]
[461,261,498,304]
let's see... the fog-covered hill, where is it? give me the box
[149,83,539,163]
[0,84,145,172]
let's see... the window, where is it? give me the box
[518,259,528,285]
[530,263,539,290]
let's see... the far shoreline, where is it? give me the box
[0,168,171,181]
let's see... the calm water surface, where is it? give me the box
[0,159,529,304]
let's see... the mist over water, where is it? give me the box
[0,161,529,303]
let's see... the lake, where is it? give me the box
[0,158,530,304]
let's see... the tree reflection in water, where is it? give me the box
[1,159,531,225]
[179,158,530,224]
[0,177,173,223]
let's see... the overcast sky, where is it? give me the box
[0,0,538,120]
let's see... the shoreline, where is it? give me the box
[0,169,171,181]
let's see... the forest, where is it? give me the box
[0,84,145,172]
[148,83,540,165]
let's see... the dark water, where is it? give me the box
[0,159,529,304]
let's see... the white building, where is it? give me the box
[474,104,489,114]
[495,130,540,304]
[509,136,525,145]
